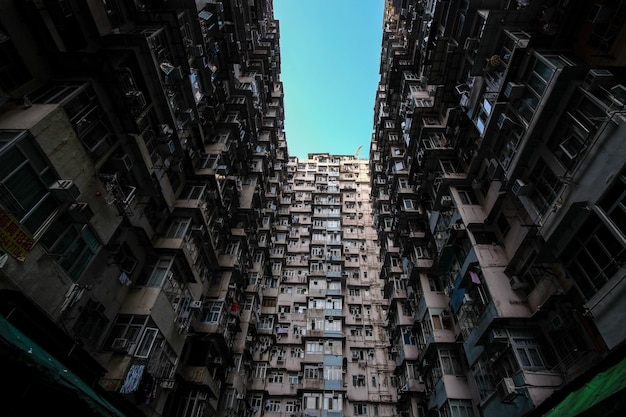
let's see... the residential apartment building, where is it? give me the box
[371,1,626,417]
[2,1,626,417]
[0,2,397,417]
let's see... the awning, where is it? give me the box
[0,315,126,417]
[543,355,626,417]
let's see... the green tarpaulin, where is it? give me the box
[0,315,125,417]
[543,355,626,417]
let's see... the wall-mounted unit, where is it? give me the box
[160,379,176,390]
[512,179,529,196]
[111,338,130,354]
[582,69,613,91]
[158,140,176,155]
[189,44,204,57]
[464,37,478,51]
[68,202,94,223]
[189,300,203,309]
[125,90,146,108]
[497,377,518,403]
[111,153,134,173]
[510,275,529,290]
[504,82,524,99]
[49,180,80,202]
[490,328,508,342]
[496,113,508,129]
[440,195,453,209]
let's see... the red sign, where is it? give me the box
[0,211,36,261]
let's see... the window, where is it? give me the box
[324,393,342,410]
[202,301,223,323]
[105,315,153,356]
[354,404,368,415]
[445,399,475,417]
[510,328,547,370]
[135,327,158,358]
[166,217,191,238]
[353,374,366,386]
[303,365,320,379]
[253,363,267,379]
[72,299,108,342]
[529,158,563,216]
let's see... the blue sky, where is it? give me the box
[273,0,385,160]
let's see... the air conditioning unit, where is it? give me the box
[111,153,134,172]
[510,276,529,290]
[170,66,184,80]
[111,338,130,353]
[197,392,208,401]
[497,113,508,129]
[451,223,465,231]
[50,180,80,202]
[352,351,360,360]
[159,140,176,155]
[68,202,94,223]
[497,377,518,403]
[190,300,203,309]
[512,179,529,196]
[490,328,508,342]
[125,90,147,108]
[504,82,525,99]
[440,195,453,209]
[390,347,398,353]
[464,37,478,51]
[582,69,613,91]
[236,394,245,400]
[464,293,474,303]
[354,314,362,320]
[189,44,204,57]
[160,379,177,390]
[213,357,224,364]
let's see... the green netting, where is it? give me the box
[544,355,626,417]
[0,315,125,417]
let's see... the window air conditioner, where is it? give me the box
[497,377,518,403]
[49,180,80,203]
[111,153,134,172]
[68,202,94,223]
[160,379,176,390]
[510,276,529,290]
[440,195,453,209]
[490,328,508,342]
[189,44,204,57]
[512,179,529,196]
[111,338,130,353]
[190,300,203,309]
[464,37,478,51]
[158,140,176,155]
[504,82,524,99]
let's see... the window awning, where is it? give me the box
[543,355,626,417]
[0,315,126,417]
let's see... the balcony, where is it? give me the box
[180,365,221,399]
